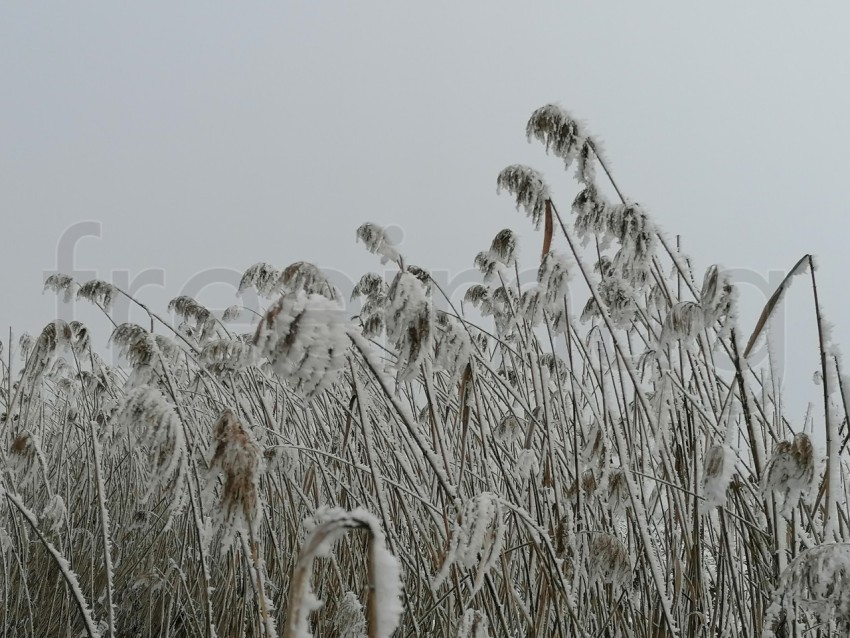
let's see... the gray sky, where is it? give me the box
[2,2,848,422]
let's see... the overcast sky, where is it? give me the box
[2,2,848,423]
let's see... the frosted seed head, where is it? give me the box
[41,494,67,534]
[356,223,401,265]
[168,296,216,343]
[111,386,188,513]
[44,273,80,303]
[537,251,571,304]
[496,165,550,229]
[660,301,705,347]
[201,338,257,372]
[254,291,348,397]
[333,592,366,638]
[455,609,491,638]
[596,277,638,328]
[239,262,282,297]
[221,304,244,322]
[493,413,524,444]
[605,469,630,517]
[351,273,388,301]
[433,314,472,386]
[762,434,817,512]
[8,432,39,486]
[766,543,850,633]
[587,533,632,590]
[701,444,736,512]
[76,279,116,310]
[489,229,518,265]
[207,409,262,548]
[700,265,736,327]
[526,104,588,169]
[433,494,504,597]
[384,271,432,380]
[281,261,340,300]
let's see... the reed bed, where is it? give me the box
[1,104,848,637]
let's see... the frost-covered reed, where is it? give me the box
[1,104,849,637]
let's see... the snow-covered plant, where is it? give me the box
[282,508,403,638]
[493,413,524,444]
[701,444,736,512]
[239,262,283,298]
[7,431,43,489]
[586,533,632,591]
[168,295,216,343]
[573,184,610,238]
[537,250,571,305]
[19,319,74,389]
[525,104,589,170]
[475,228,518,280]
[200,337,257,372]
[515,448,539,480]
[205,408,261,549]
[605,469,630,518]
[660,301,705,347]
[356,223,401,265]
[254,291,348,397]
[573,184,656,285]
[516,250,572,331]
[594,277,637,328]
[43,273,79,303]
[519,287,545,326]
[384,271,432,380]
[434,313,473,386]
[764,543,850,636]
[463,283,515,336]
[67,320,91,354]
[700,264,736,327]
[76,279,116,310]
[5,101,850,638]
[333,592,367,638]
[607,202,656,278]
[351,272,389,338]
[455,609,491,638]
[41,494,67,534]
[433,493,505,597]
[110,385,188,511]
[281,261,340,300]
[496,165,550,229]
[109,323,180,368]
[762,432,816,513]
[2,490,103,638]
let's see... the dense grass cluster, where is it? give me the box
[2,105,849,637]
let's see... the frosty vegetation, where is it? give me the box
[2,104,850,637]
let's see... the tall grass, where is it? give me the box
[2,104,849,637]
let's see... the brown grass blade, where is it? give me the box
[743,254,811,358]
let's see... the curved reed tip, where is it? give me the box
[496,165,549,229]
